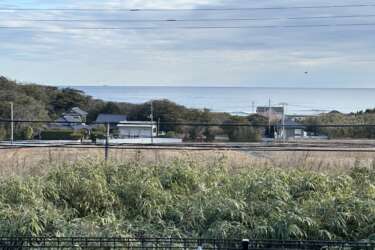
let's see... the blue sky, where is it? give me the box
[1,0,375,87]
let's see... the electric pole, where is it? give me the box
[268,98,271,138]
[150,101,154,144]
[10,102,14,144]
[279,102,288,142]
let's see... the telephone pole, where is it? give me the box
[150,101,154,144]
[10,102,14,144]
[268,98,271,138]
[279,102,288,142]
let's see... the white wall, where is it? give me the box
[96,138,182,144]
[118,126,157,138]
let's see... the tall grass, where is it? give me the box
[1,148,375,177]
[0,157,374,240]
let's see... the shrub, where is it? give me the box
[40,129,83,140]
[0,161,373,239]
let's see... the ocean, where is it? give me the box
[72,86,375,115]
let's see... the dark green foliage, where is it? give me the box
[0,162,373,239]
[303,112,375,139]
[0,78,231,136]
[40,130,83,140]
[222,116,262,142]
[0,125,7,140]
[15,126,34,140]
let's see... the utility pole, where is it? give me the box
[279,102,288,142]
[10,102,14,144]
[268,98,271,138]
[157,117,160,137]
[150,101,154,144]
[105,123,110,162]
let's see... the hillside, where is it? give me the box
[0,76,233,140]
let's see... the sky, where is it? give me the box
[0,0,375,87]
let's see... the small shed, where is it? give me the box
[117,122,157,138]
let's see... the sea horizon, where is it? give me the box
[71,86,375,115]
[61,84,375,90]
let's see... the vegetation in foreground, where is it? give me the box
[0,159,374,241]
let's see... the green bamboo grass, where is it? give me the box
[0,159,374,240]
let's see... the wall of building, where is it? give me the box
[118,126,157,138]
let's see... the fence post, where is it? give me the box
[242,239,249,250]
[105,123,110,162]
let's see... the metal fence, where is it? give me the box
[0,237,373,250]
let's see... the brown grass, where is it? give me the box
[0,148,374,178]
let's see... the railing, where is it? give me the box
[0,237,373,250]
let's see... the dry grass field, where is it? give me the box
[1,147,374,178]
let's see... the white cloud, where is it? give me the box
[0,0,375,87]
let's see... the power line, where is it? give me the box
[1,23,375,31]
[1,119,375,128]
[1,4,375,12]
[1,143,375,153]
[7,14,375,23]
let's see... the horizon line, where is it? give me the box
[57,85,375,89]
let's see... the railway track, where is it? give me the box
[1,140,375,152]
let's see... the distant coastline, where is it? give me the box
[71,86,375,115]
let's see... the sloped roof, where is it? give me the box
[56,115,82,123]
[95,114,128,124]
[257,106,284,114]
[71,107,88,116]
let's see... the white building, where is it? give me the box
[117,121,157,138]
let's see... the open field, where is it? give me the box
[1,146,375,177]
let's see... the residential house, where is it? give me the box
[256,106,284,122]
[50,107,89,131]
[117,121,157,138]
[95,114,127,124]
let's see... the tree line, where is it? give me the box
[1,76,375,141]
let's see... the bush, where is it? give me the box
[40,129,83,140]
[0,161,373,239]
[0,126,7,140]
[227,127,262,142]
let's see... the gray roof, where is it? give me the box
[95,114,128,123]
[56,115,82,123]
[257,106,284,114]
[70,107,88,116]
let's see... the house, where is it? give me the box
[50,107,89,131]
[117,121,157,138]
[95,114,128,124]
[68,107,88,123]
[256,106,284,122]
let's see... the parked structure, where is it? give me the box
[117,121,157,138]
